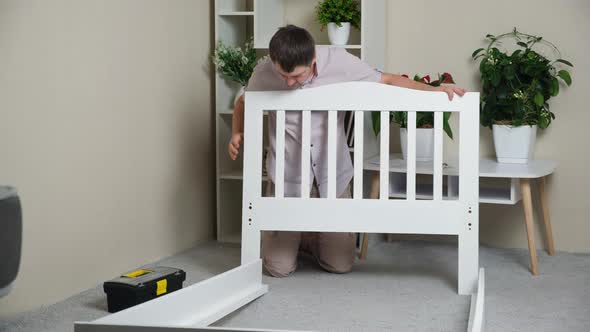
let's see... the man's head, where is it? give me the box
[269,25,316,87]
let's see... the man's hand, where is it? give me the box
[438,85,466,101]
[380,73,466,101]
[228,133,243,160]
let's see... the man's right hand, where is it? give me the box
[228,133,243,160]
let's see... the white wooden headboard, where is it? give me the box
[242,82,480,295]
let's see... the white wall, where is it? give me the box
[386,0,590,252]
[0,0,214,316]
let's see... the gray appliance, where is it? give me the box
[0,186,22,297]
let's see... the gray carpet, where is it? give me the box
[1,240,589,331]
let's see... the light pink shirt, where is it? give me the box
[245,46,382,198]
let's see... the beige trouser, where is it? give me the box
[262,180,356,277]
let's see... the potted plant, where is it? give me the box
[315,0,361,46]
[372,73,455,162]
[212,37,259,107]
[472,28,573,164]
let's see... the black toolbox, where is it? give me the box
[103,266,186,313]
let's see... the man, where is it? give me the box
[228,25,465,278]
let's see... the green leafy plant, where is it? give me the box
[212,37,258,87]
[372,73,455,139]
[315,0,361,30]
[472,28,573,129]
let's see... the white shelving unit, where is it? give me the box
[214,0,387,243]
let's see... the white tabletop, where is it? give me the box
[364,154,557,179]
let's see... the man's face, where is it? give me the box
[274,59,316,87]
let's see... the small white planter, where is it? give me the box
[233,86,245,108]
[400,128,434,162]
[327,22,351,46]
[492,124,537,164]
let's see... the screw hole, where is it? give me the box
[468,223,472,226]
[249,206,252,210]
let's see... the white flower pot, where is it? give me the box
[233,86,245,108]
[492,124,537,164]
[327,22,351,46]
[400,128,434,162]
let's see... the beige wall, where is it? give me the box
[0,0,214,316]
[386,0,590,252]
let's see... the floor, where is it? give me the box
[1,239,589,331]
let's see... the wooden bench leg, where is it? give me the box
[520,178,539,275]
[537,176,555,256]
[359,173,380,260]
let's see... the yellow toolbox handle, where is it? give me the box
[122,269,153,278]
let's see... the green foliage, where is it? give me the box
[372,73,455,139]
[315,0,361,30]
[212,37,259,87]
[472,28,573,129]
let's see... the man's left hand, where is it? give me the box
[438,86,466,101]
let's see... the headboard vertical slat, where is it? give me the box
[301,110,311,198]
[327,111,338,199]
[353,111,364,199]
[406,111,417,201]
[379,111,389,200]
[433,111,444,201]
[275,110,285,198]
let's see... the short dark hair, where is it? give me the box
[269,25,316,73]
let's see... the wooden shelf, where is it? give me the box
[218,11,254,16]
[388,183,456,201]
[317,44,362,49]
[220,170,269,181]
[219,110,270,116]
[479,187,513,204]
[220,232,241,244]
[386,183,515,203]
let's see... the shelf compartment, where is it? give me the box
[216,14,254,111]
[216,0,253,14]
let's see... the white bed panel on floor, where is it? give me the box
[75,261,267,331]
